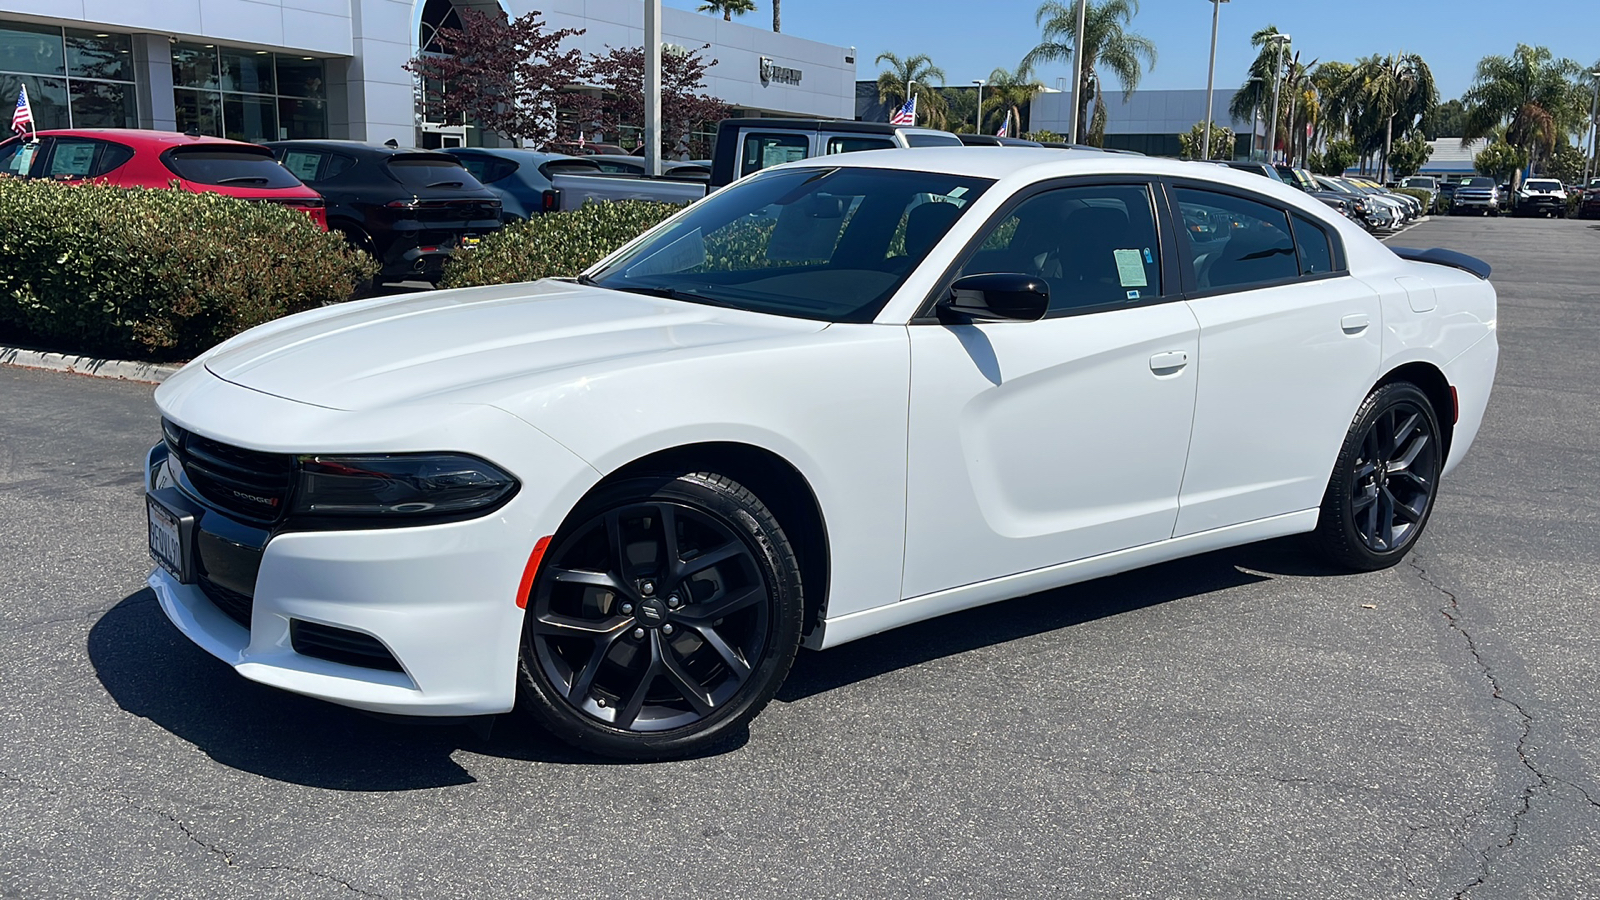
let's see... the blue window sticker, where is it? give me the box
[1143,248,1153,264]
[1126,290,1141,300]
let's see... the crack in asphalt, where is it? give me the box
[146,803,390,899]
[2,768,386,899]
[1408,556,1551,899]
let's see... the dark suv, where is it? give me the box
[263,141,502,285]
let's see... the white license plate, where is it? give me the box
[147,498,185,579]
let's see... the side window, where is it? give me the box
[739,132,809,178]
[825,136,894,155]
[0,139,39,177]
[45,139,103,180]
[958,184,1163,314]
[1291,213,1335,275]
[1175,187,1298,291]
[453,154,491,182]
[281,149,324,183]
[322,154,354,180]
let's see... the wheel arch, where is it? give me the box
[597,442,831,643]
[1374,360,1455,460]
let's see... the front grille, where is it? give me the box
[199,575,253,629]
[164,420,294,524]
[290,620,404,672]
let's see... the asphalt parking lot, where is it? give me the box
[2,215,1598,899]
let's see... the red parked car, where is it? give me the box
[0,129,326,230]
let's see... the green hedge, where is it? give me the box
[0,180,374,360]
[1389,187,1432,209]
[441,200,680,289]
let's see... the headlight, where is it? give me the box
[290,453,519,519]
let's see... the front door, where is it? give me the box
[901,182,1200,598]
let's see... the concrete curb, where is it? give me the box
[0,345,181,384]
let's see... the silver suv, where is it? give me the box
[1451,176,1500,216]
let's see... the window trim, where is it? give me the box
[1160,177,1349,300]
[910,174,1181,324]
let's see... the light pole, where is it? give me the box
[643,0,661,176]
[1201,0,1229,161]
[1265,33,1291,165]
[1068,0,1087,144]
[973,79,986,134]
[1586,70,1600,189]
[1246,76,1263,160]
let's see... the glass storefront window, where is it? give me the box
[65,30,132,82]
[223,93,277,143]
[0,22,64,76]
[171,43,220,91]
[174,88,223,138]
[275,57,325,99]
[67,80,136,128]
[0,74,67,130]
[220,48,274,95]
[278,96,326,139]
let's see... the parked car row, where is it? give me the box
[1198,157,1422,233]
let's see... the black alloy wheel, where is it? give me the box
[517,472,804,759]
[1313,382,1442,570]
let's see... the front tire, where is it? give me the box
[517,472,804,759]
[1311,382,1443,571]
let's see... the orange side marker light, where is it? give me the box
[516,536,553,609]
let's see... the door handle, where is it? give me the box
[1340,313,1370,334]
[1149,351,1188,373]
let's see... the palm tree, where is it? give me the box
[1022,0,1156,140]
[772,0,780,32]
[1462,44,1586,182]
[697,0,755,22]
[875,52,950,129]
[982,65,1045,136]
[1229,26,1291,159]
[1348,51,1438,182]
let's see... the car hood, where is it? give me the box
[202,280,828,411]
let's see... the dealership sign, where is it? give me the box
[759,57,802,86]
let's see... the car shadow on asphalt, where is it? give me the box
[87,537,1342,788]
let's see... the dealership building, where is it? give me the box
[0,0,857,147]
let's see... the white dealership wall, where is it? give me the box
[0,0,855,145]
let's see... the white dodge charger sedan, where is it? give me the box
[144,149,1498,758]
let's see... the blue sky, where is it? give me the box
[661,0,1600,100]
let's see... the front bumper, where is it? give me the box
[146,372,600,717]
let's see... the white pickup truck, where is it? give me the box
[544,118,964,211]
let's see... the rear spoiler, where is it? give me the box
[1390,246,1491,280]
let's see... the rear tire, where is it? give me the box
[1311,382,1443,571]
[517,471,805,759]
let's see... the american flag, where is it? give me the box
[11,85,32,137]
[889,96,916,126]
[996,116,1009,138]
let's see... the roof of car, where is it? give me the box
[262,139,452,158]
[9,128,262,149]
[444,147,583,164]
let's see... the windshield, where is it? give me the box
[1402,177,1435,189]
[1463,177,1495,188]
[589,166,994,323]
[1525,180,1561,191]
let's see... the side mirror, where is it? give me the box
[939,273,1049,323]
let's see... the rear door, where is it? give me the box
[1167,181,1382,536]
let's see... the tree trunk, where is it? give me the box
[724,10,731,20]
[772,0,781,32]
[1382,115,1393,184]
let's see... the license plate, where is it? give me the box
[460,235,481,250]
[147,497,186,580]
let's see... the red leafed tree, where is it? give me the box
[405,8,589,149]
[586,44,731,158]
